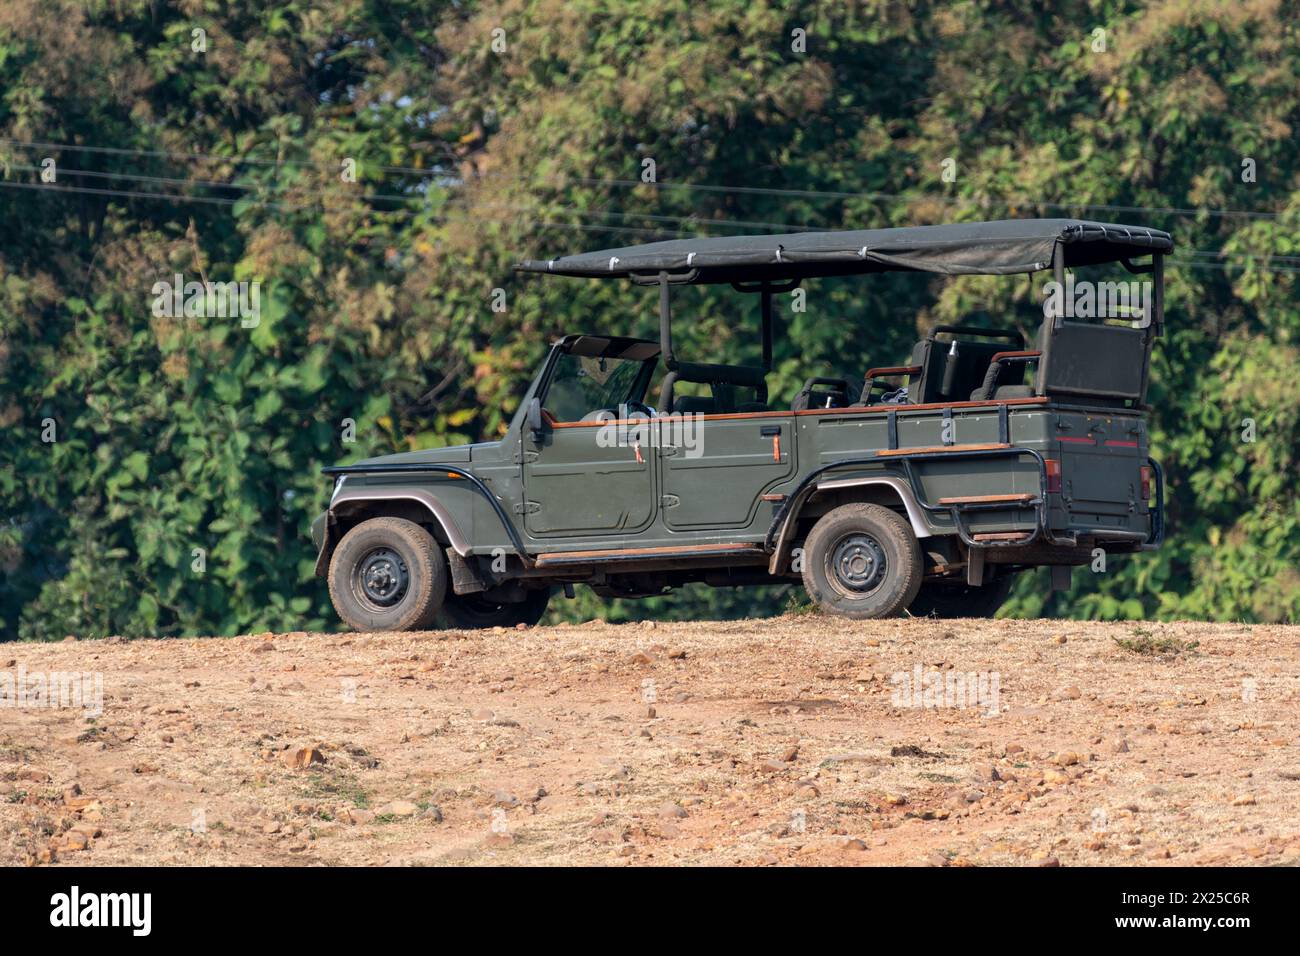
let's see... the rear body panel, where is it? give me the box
[1049,406,1151,543]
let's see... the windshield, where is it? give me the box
[543,351,650,422]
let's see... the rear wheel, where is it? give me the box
[440,588,552,630]
[328,517,447,632]
[801,503,922,619]
[909,572,1019,619]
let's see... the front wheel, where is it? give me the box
[440,588,552,630]
[801,503,922,619]
[327,517,448,631]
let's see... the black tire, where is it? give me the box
[801,503,923,619]
[440,588,552,630]
[328,517,447,632]
[908,572,1018,619]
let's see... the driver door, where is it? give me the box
[520,342,658,538]
[522,421,656,537]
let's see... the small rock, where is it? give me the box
[658,802,687,820]
[1231,793,1257,806]
[284,747,326,770]
[1053,685,1082,701]
[382,800,419,817]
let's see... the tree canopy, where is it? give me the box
[1,0,1296,639]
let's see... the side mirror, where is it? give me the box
[526,397,545,440]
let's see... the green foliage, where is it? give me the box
[1,0,1297,638]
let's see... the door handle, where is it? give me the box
[760,424,782,461]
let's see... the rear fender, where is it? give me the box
[767,473,930,575]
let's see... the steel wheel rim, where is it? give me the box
[353,547,410,610]
[826,531,887,597]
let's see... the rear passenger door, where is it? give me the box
[658,414,795,531]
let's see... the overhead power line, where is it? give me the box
[2,137,1292,224]
[4,172,1299,274]
[0,179,694,240]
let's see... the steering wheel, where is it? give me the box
[624,400,656,418]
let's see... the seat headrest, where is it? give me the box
[670,361,766,388]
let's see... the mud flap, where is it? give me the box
[1050,564,1072,591]
[447,548,489,595]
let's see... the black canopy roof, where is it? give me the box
[516,218,1173,284]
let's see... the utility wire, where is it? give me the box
[3,173,1298,273]
[4,163,816,234]
[0,179,693,240]
[3,137,1291,224]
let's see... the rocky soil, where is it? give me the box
[2,616,1297,866]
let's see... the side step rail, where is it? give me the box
[534,542,765,568]
[892,447,1049,551]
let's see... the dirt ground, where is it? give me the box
[2,615,1297,867]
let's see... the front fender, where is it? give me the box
[312,485,474,578]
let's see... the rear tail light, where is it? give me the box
[1045,458,1062,494]
[1140,465,1152,500]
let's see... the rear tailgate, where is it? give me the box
[1051,409,1153,543]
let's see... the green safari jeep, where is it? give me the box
[311,218,1170,630]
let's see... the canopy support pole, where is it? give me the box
[658,272,676,370]
[1152,253,1164,333]
[1138,252,1164,405]
[1051,242,1066,331]
[760,284,773,371]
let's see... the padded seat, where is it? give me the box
[909,325,1026,405]
[672,395,716,415]
[997,384,1035,398]
[659,362,768,415]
